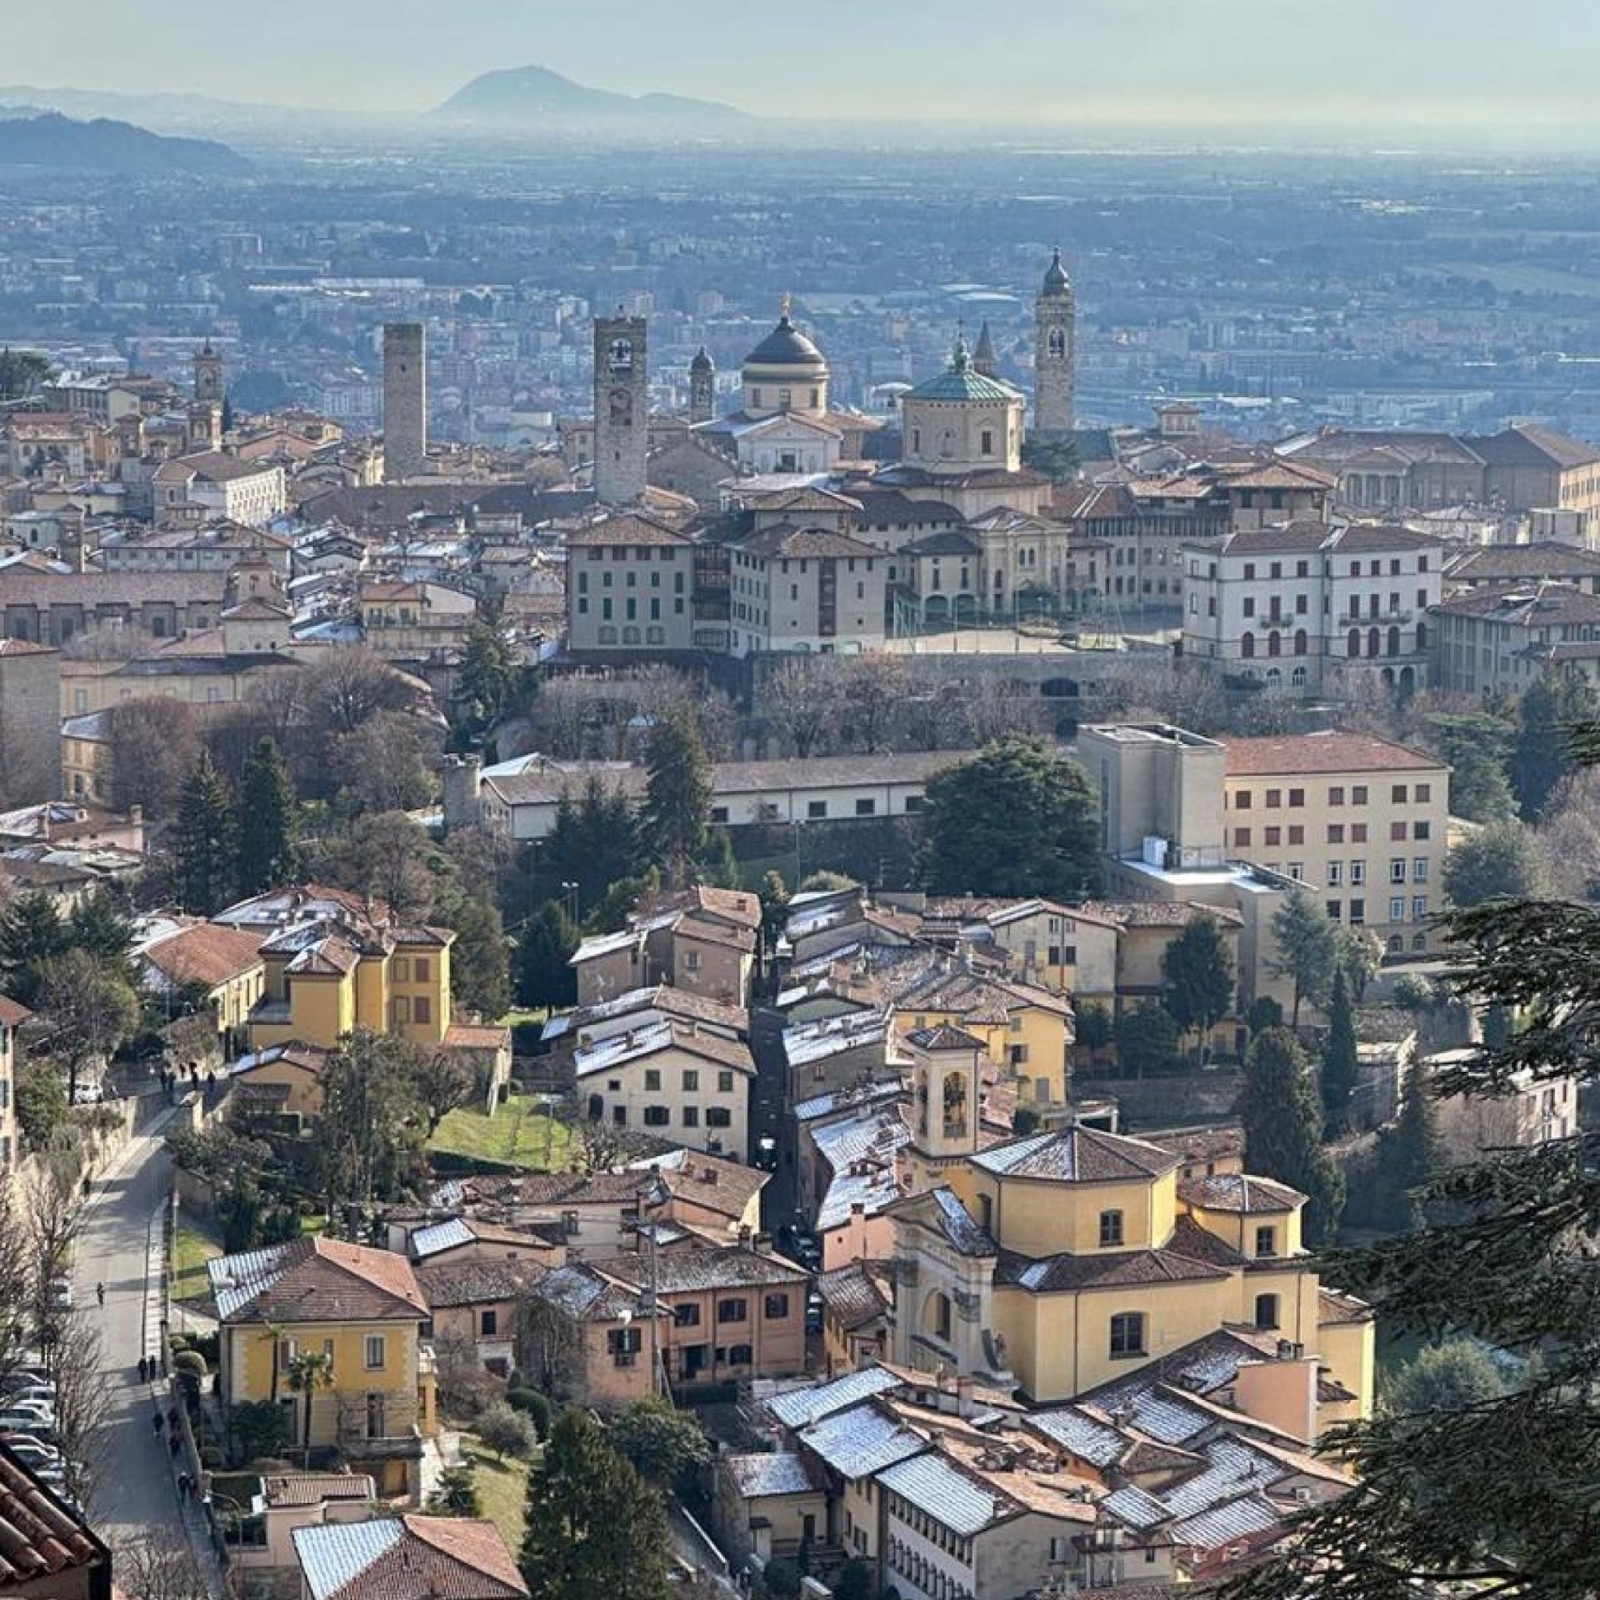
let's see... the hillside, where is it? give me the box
[0,111,250,175]
[433,65,745,127]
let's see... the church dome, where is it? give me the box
[1042,249,1071,295]
[690,346,714,373]
[904,334,1020,403]
[744,309,827,373]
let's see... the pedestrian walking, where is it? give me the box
[167,1404,178,1432]
[159,1349,167,1377]
[152,1410,164,1438]
[95,1281,104,1308]
[169,1431,181,1458]
[138,1355,148,1383]
[177,1470,190,1500]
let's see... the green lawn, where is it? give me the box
[462,1433,532,1549]
[172,1220,224,1303]
[429,1097,574,1170]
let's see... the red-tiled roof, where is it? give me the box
[1221,730,1442,777]
[144,922,264,989]
[216,1235,428,1325]
[0,1444,106,1591]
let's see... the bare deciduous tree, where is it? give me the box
[112,1531,210,1600]
[105,697,200,821]
[763,658,838,758]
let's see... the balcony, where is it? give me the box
[1337,609,1414,628]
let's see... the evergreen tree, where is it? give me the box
[1227,880,1600,1599]
[520,1408,672,1600]
[66,890,133,982]
[1321,965,1359,1135]
[236,737,299,898]
[544,778,644,915]
[457,617,514,732]
[758,870,790,954]
[1373,1064,1442,1231]
[640,712,711,888]
[1113,1002,1182,1079]
[442,893,511,1021]
[697,824,740,889]
[174,751,235,916]
[0,892,68,1006]
[1162,914,1236,1054]
[1425,709,1516,822]
[1268,886,1339,1027]
[1237,1027,1345,1246]
[922,738,1102,901]
[1513,665,1598,820]
[517,901,578,1011]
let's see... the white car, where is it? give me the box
[1,1398,55,1426]
[4,1386,56,1410]
[0,1435,62,1470]
[0,1414,56,1443]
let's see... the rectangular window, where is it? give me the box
[1235,791,1252,810]
[1416,783,1431,803]
[855,798,876,816]
[764,1293,790,1319]
[1288,825,1304,845]
[414,958,430,982]
[1351,860,1366,884]
[1234,828,1251,848]
[706,1107,732,1128]
[1352,786,1369,806]
[1390,896,1407,923]
[1328,862,1342,886]
[364,1335,385,1370]
[1255,1224,1277,1257]
[1413,896,1429,920]
[1413,820,1431,841]
[717,1070,734,1093]
[413,997,430,1026]
[1255,1293,1281,1330]
[717,1297,747,1324]
[644,1069,661,1091]
[1327,824,1344,844]
[1328,786,1345,806]
[1351,824,1368,844]
[643,1106,671,1127]
[674,1304,700,1327]
[1350,898,1366,924]
[1326,899,1342,920]
[1390,859,1407,884]
[481,1309,498,1336]
[1266,788,1281,809]
[1392,784,1408,803]
[1391,821,1408,842]
[1265,826,1282,847]
[1414,858,1429,882]
[682,1070,699,1092]
[1289,788,1305,808]
[392,957,410,982]
[807,800,827,819]
[681,1107,699,1128]
[1109,1312,1147,1359]
[1099,1210,1124,1247]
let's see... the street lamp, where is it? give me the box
[560,880,579,926]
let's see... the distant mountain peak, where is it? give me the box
[432,65,746,125]
[0,109,249,175]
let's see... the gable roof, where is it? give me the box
[142,922,264,989]
[1220,730,1443,778]
[293,1516,527,1600]
[210,1235,428,1324]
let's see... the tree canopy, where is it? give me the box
[1162,914,1236,1048]
[1424,709,1516,823]
[1321,964,1359,1136]
[1513,666,1598,821]
[1443,817,1551,908]
[640,712,711,887]
[1268,886,1339,1027]
[175,750,235,915]
[1237,1027,1345,1246]
[520,1408,672,1600]
[922,738,1102,901]
[236,737,299,897]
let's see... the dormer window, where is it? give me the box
[1255,1224,1278,1257]
[1099,1210,1124,1247]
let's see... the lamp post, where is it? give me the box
[560,879,579,926]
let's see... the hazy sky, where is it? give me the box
[6,0,1595,124]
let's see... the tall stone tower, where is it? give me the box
[903,1024,984,1195]
[688,347,715,425]
[382,323,427,482]
[1033,249,1076,436]
[193,339,224,406]
[593,313,649,506]
[972,320,999,381]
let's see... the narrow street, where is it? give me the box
[71,1111,186,1540]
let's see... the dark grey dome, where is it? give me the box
[744,314,825,369]
[1042,249,1071,294]
[690,346,714,372]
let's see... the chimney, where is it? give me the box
[956,1376,975,1419]
[737,1224,752,1249]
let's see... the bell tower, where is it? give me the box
[688,347,715,425]
[905,1024,985,1194]
[593,313,649,507]
[193,339,224,406]
[1033,249,1075,436]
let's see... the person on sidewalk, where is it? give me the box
[138,1355,148,1382]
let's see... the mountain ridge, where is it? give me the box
[0,110,250,175]
[432,64,746,125]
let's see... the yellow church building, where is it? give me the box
[886,1025,1374,1422]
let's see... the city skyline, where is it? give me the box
[4,0,1598,135]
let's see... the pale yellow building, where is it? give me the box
[884,1027,1374,1417]
[1221,731,1450,956]
[210,1235,437,1500]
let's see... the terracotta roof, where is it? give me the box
[0,1443,106,1590]
[143,922,264,989]
[0,998,31,1028]
[296,1515,527,1600]
[442,1023,511,1051]
[416,1260,544,1309]
[638,1147,769,1219]
[211,1235,428,1325]
[1318,1287,1375,1325]
[816,1262,892,1330]
[736,524,882,561]
[565,514,691,548]
[262,1473,376,1508]
[1221,730,1443,778]
[1143,1125,1245,1167]
[0,639,57,657]
[1445,540,1600,581]
[1327,522,1443,554]
[594,1244,807,1295]
[995,1244,1231,1293]
[1465,422,1600,470]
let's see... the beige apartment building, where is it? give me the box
[1220,731,1450,955]
[566,515,696,652]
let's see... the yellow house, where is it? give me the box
[890,966,1075,1111]
[245,912,453,1052]
[210,1235,438,1501]
[139,922,266,1055]
[227,1040,331,1128]
[884,1037,1374,1421]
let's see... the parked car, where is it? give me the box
[0,1371,53,1396]
[0,1434,62,1469]
[0,1414,57,1443]
[45,1279,72,1312]
[3,1385,57,1411]
[0,1398,56,1426]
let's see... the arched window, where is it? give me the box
[1291,665,1308,688]
[1267,630,1281,657]
[1266,667,1282,690]
[1388,626,1401,656]
[1047,328,1066,358]
[1293,629,1308,656]
[1416,622,1428,650]
[1387,934,1403,953]
[1241,631,1255,659]
[1347,628,1361,658]
[1368,626,1381,657]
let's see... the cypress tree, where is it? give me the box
[640,711,710,888]
[1238,1027,1346,1246]
[1321,964,1359,1135]
[175,751,235,915]
[236,737,298,897]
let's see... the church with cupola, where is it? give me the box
[564,255,1106,660]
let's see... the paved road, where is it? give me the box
[73,1112,183,1539]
